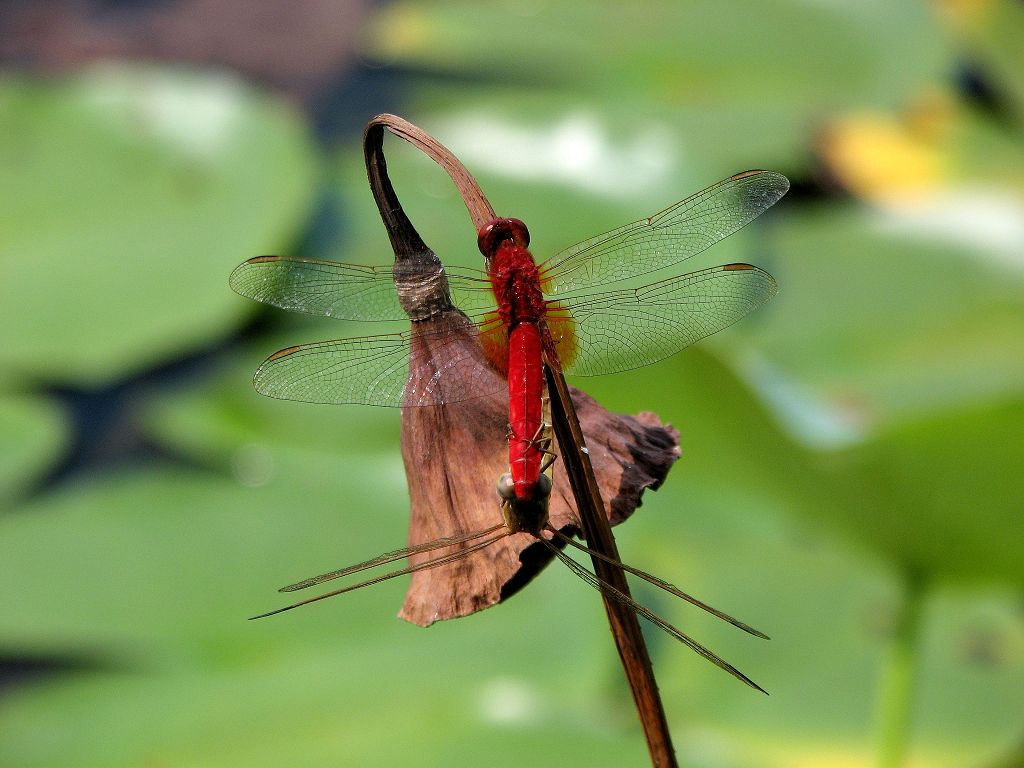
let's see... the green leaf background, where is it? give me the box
[2,2,1023,766]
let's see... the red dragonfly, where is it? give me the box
[233,169,787,689]
[232,170,786,495]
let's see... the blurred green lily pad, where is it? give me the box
[4,346,1021,767]
[824,396,1024,585]
[652,203,1024,585]
[2,458,1021,768]
[367,0,950,108]
[355,0,956,194]
[0,65,315,385]
[0,458,422,659]
[747,203,1024,434]
[385,87,808,194]
[362,0,950,183]
[141,318,406,473]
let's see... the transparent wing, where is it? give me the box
[253,319,505,407]
[550,264,777,376]
[229,256,493,321]
[541,170,789,295]
[230,256,406,320]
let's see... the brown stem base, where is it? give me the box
[546,364,678,768]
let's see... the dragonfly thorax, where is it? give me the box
[478,217,546,328]
[490,246,546,328]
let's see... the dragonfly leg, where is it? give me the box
[545,525,768,639]
[526,422,559,473]
[538,445,559,474]
[279,522,505,593]
[252,530,511,620]
[537,537,766,694]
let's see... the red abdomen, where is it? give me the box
[480,221,548,503]
[507,322,543,500]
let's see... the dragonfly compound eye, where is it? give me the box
[478,218,531,257]
[496,472,516,501]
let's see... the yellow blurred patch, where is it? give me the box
[934,0,997,30]
[758,742,944,768]
[820,93,954,204]
[367,4,431,61]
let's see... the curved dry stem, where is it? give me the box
[366,113,496,231]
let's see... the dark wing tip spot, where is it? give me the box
[268,345,302,361]
[732,169,768,179]
[731,168,790,194]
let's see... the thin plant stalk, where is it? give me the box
[877,569,929,768]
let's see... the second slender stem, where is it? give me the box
[877,568,928,768]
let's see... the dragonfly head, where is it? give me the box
[478,218,530,258]
[497,471,551,536]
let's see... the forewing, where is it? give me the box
[230,256,493,321]
[446,277,501,321]
[552,264,777,376]
[542,171,788,294]
[230,256,408,320]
